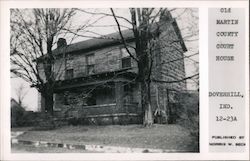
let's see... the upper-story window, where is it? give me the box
[121,48,131,69]
[65,55,74,79]
[86,54,95,75]
[65,69,74,79]
[65,55,74,68]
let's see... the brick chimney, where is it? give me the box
[57,38,67,48]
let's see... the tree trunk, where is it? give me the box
[44,92,54,115]
[138,40,154,126]
[144,103,153,126]
[141,81,153,127]
[41,84,54,116]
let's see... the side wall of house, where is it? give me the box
[150,17,187,123]
[158,21,186,90]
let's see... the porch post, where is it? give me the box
[115,81,124,112]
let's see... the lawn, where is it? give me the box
[15,124,199,152]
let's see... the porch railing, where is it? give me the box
[64,102,139,118]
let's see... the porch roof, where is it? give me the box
[54,68,137,91]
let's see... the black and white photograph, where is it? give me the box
[10,8,199,153]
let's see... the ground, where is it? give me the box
[13,124,199,152]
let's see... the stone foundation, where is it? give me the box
[68,113,142,125]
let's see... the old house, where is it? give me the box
[37,11,187,125]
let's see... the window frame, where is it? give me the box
[121,57,132,69]
[86,53,95,75]
[65,68,74,79]
[120,47,132,69]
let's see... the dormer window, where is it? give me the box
[86,54,95,75]
[121,48,131,69]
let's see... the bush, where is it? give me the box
[176,91,199,151]
[68,117,80,126]
[32,113,56,130]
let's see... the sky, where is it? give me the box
[10,8,198,111]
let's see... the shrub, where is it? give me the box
[176,91,199,151]
[32,113,56,130]
[68,117,80,126]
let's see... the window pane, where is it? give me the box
[86,54,95,65]
[122,57,131,68]
[66,55,74,68]
[87,65,95,75]
[65,69,73,79]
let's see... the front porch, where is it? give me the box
[52,69,142,125]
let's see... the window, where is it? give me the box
[86,54,95,75]
[65,55,74,79]
[63,92,70,105]
[65,55,74,69]
[86,95,96,106]
[124,84,132,92]
[122,57,131,68]
[121,48,132,68]
[87,65,95,75]
[65,69,74,79]
[123,84,133,103]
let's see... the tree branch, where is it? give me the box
[110,8,138,62]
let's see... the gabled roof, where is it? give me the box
[53,29,134,55]
[38,18,187,60]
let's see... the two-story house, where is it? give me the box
[37,11,187,125]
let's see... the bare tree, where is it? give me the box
[10,9,77,115]
[110,8,199,126]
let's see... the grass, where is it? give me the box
[15,124,198,152]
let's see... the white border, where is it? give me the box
[0,0,249,160]
[199,6,208,155]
